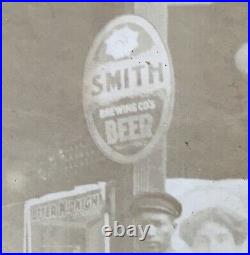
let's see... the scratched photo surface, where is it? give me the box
[3,2,248,253]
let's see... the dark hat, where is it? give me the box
[179,207,248,246]
[130,192,182,218]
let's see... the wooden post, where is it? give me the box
[133,3,168,195]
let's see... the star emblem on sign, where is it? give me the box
[105,26,139,60]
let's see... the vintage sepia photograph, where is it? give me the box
[2,2,248,253]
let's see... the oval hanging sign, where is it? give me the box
[83,15,174,164]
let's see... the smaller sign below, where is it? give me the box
[24,183,108,252]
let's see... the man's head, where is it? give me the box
[130,192,182,252]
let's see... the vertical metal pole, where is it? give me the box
[133,3,168,194]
